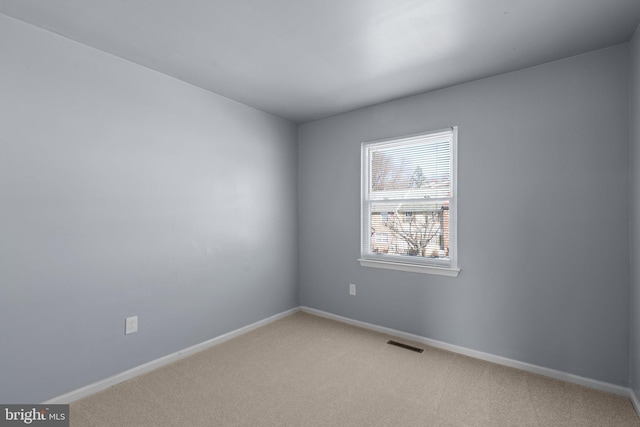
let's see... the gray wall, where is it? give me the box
[0,15,298,403]
[630,24,640,398]
[299,45,630,386]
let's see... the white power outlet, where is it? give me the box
[349,284,356,296]
[125,316,138,335]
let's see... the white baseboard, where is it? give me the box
[300,306,630,398]
[44,307,300,404]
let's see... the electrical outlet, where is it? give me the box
[349,284,356,296]
[125,316,138,335]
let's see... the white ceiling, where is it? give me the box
[1,0,640,123]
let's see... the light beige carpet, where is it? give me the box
[70,311,639,426]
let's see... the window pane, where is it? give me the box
[369,138,451,199]
[370,201,450,260]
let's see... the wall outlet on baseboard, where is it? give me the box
[125,316,138,335]
[349,284,356,296]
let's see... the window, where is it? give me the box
[359,127,459,276]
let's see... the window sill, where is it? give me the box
[357,258,460,277]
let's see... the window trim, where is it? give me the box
[359,127,459,277]
[357,257,460,277]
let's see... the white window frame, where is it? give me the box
[358,127,459,277]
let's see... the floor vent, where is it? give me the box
[387,340,424,353]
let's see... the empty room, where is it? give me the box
[3,0,640,425]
